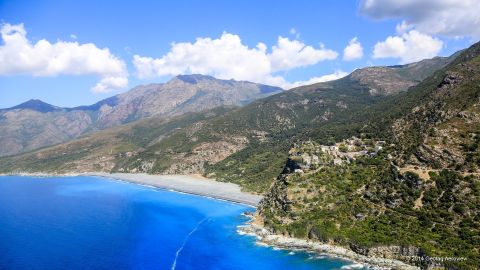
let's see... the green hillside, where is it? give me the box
[258,42,480,269]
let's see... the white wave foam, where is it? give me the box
[341,263,366,269]
[171,217,210,270]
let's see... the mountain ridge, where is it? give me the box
[0,74,283,157]
[3,99,61,113]
[0,53,458,190]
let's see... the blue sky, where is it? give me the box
[0,0,477,108]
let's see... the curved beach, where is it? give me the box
[89,172,263,207]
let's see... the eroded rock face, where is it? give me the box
[258,174,291,220]
[257,157,302,230]
[163,137,249,174]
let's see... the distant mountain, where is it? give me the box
[5,99,62,113]
[0,53,456,188]
[348,54,458,96]
[0,75,283,157]
[85,74,283,128]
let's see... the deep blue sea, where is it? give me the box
[0,176,367,270]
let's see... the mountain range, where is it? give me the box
[0,52,458,183]
[0,75,282,157]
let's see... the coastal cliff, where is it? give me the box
[252,43,480,270]
[254,140,479,270]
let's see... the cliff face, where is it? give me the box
[347,244,423,262]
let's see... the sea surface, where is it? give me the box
[0,176,368,270]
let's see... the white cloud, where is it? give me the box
[288,71,348,89]
[359,0,480,38]
[92,76,129,93]
[133,33,278,85]
[395,21,412,34]
[343,37,363,61]
[0,23,128,93]
[269,37,337,71]
[133,32,338,89]
[373,30,443,64]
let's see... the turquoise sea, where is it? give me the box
[0,176,369,270]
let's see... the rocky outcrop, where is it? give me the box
[256,140,479,269]
[163,137,249,174]
[257,174,291,221]
[239,221,420,270]
[349,243,424,260]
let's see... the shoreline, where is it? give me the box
[238,215,419,270]
[1,172,417,269]
[0,172,420,270]
[0,172,263,207]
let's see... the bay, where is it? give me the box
[0,176,365,270]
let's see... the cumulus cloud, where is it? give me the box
[343,37,363,61]
[359,0,480,38]
[0,23,128,93]
[133,32,338,89]
[373,30,443,64]
[133,33,274,83]
[288,70,348,89]
[269,37,337,71]
[92,76,129,93]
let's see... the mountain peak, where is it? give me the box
[173,74,217,84]
[346,54,456,96]
[9,99,60,113]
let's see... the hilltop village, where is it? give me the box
[289,137,387,173]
